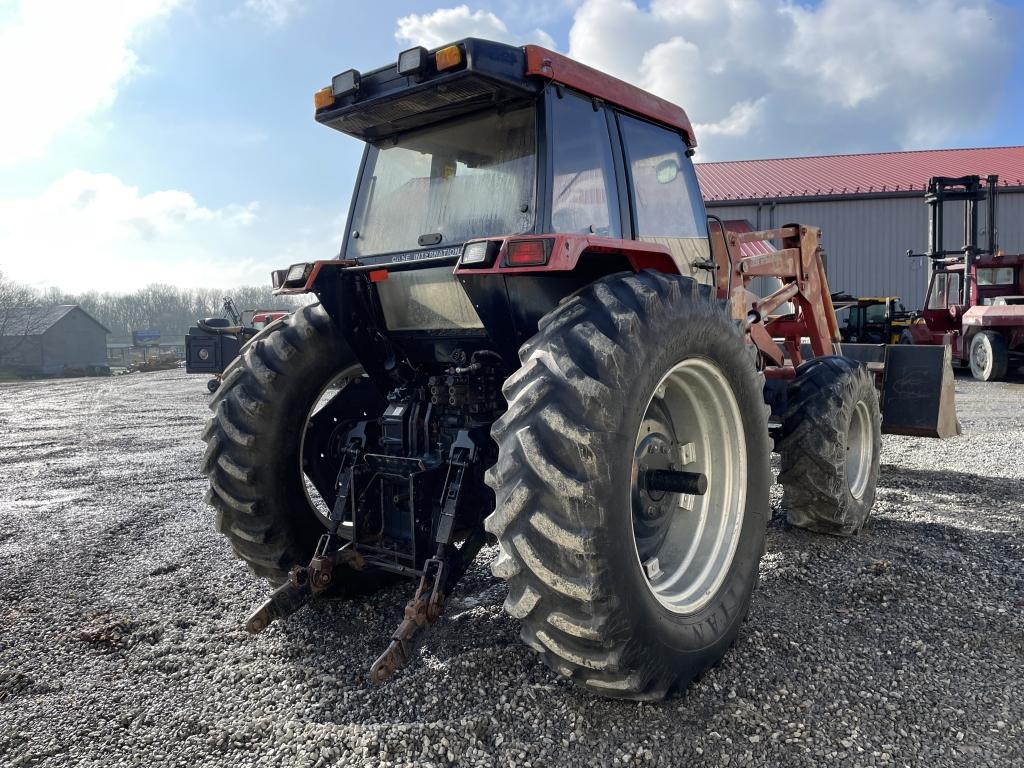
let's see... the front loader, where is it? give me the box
[200,39,957,700]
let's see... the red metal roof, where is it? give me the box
[721,219,774,258]
[524,46,696,148]
[695,146,1024,202]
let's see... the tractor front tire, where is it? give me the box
[777,356,881,535]
[201,303,385,588]
[485,271,771,700]
[969,331,1008,382]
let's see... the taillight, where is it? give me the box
[506,239,552,266]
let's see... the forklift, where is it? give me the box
[832,293,915,345]
[904,175,1024,380]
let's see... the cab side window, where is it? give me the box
[928,273,962,309]
[618,115,706,238]
[549,93,620,238]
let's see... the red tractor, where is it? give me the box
[902,175,1024,381]
[200,39,954,699]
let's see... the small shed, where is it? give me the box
[0,305,110,375]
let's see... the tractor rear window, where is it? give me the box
[346,107,536,258]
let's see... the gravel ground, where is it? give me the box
[0,367,1021,768]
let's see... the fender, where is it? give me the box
[453,233,683,276]
[272,234,690,297]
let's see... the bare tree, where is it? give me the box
[0,270,45,370]
[3,275,311,358]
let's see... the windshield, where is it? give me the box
[346,106,536,258]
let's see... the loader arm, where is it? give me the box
[717,224,839,366]
[713,223,959,439]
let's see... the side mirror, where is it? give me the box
[655,159,679,184]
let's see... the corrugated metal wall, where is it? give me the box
[707,192,1024,309]
[40,308,108,374]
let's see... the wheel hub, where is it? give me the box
[973,342,988,369]
[630,358,747,615]
[634,432,676,519]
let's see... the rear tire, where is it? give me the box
[485,271,770,700]
[777,356,880,536]
[207,378,220,394]
[201,303,387,588]
[969,331,1008,381]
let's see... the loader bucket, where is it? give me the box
[879,344,961,438]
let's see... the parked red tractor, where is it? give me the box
[902,175,1024,381]
[200,39,955,699]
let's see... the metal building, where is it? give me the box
[0,305,110,375]
[696,146,1024,309]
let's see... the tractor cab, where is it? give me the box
[290,39,711,363]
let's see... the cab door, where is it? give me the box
[922,270,963,334]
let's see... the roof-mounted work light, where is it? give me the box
[398,46,428,76]
[332,69,360,98]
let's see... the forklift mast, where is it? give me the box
[908,174,999,311]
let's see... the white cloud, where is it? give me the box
[244,0,303,26]
[566,0,1016,160]
[0,0,180,165]
[396,5,555,50]
[696,99,765,139]
[499,0,581,26]
[0,171,269,293]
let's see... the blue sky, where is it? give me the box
[0,0,1021,292]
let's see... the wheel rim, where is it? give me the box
[971,338,989,376]
[846,398,872,500]
[299,364,364,526]
[630,357,747,615]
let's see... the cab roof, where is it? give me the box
[315,39,696,148]
[522,45,695,148]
